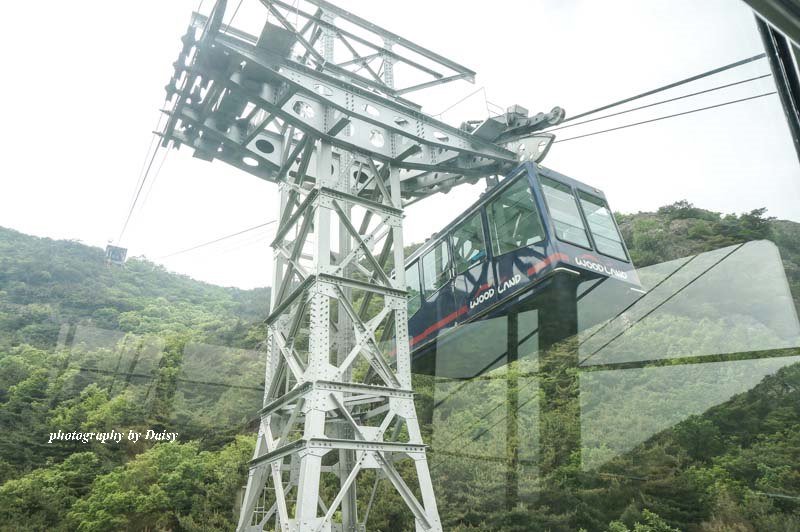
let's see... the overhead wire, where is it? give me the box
[224,0,245,32]
[118,131,165,243]
[431,279,607,412]
[119,113,164,227]
[135,121,162,189]
[139,144,171,213]
[115,1,211,245]
[560,53,767,124]
[156,220,276,260]
[431,86,487,117]
[207,225,277,256]
[544,73,771,134]
[553,91,777,144]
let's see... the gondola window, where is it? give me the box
[540,176,591,248]
[451,211,487,273]
[421,241,451,297]
[578,191,628,261]
[487,177,545,256]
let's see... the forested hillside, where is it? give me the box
[0,227,269,349]
[0,227,269,530]
[0,202,798,531]
[616,201,800,309]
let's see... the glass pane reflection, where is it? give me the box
[422,237,800,530]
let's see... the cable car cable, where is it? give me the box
[544,73,771,133]
[553,91,777,144]
[157,220,276,260]
[560,53,767,124]
[118,141,163,243]
[157,223,273,260]
[224,0,245,32]
[116,112,167,245]
[431,86,487,117]
[193,225,276,257]
[134,133,160,196]
[139,145,171,213]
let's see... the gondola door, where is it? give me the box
[417,239,457,340]
[451,209,497,321]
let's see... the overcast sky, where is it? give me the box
[1,0,798,289]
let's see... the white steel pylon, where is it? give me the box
[238,147,441,531]
[157,1,563,529]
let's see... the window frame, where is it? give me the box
[449,209,490,275]
[419,238,453,300]
[538,175,593,251]
[576,189,630,262]
[485,172,548,258]
[405,260,423,316]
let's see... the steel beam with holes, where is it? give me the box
[258,380,413,418]
[160,16,517,179]
[250,438,428,469]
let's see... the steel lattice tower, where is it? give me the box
[159,1,563,529]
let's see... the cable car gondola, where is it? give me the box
[404,162,641,360]
[105,244,128,266]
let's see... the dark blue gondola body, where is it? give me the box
[405,162,640,356]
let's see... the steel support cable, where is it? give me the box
[166,224,274,259]
[428,387,539,474]
[157,220,276,260]
[117,0,209,242]
[128,1,229,242]
[427,326,543,460]
[118,139,163,243]
[133,3,234,243]
[431,86,487,117]
[544,74,771,134]
[553,91,777,144]
[223,0,245,32]
[139,145,171,214]
[136,132,160,194]
[117,111,168,244]
[467,391,538,445]
[559,53,767,124]
[209,226,277,256]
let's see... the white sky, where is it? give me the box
[1,0,798,289]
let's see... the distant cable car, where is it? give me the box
[404,162,641,358]
[105,244,128,265]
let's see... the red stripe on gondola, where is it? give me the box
[409,252,570,348]
[474,282,492,296]
[527,252,569,275]
[410,305,469,346]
